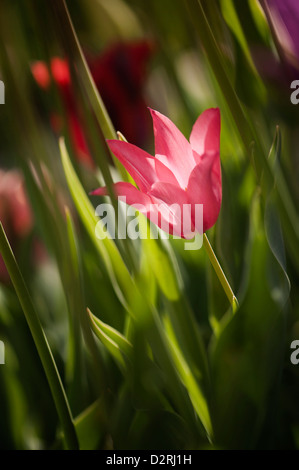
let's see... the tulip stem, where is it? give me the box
[203,234,239,312]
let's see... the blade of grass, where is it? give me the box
[163,314,213,441]
[50,0,137,274]
[50,0,127,183]
[0,223,78,450]
[64,207,107,405]
[87,308,133,371]
[60,137,133,308]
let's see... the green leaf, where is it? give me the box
[60,137,133,308]
[210,192,290,449]
[264,127,290,309]
[63,207,85,412]
[137,213,181,301]
[51,0,128,182]
[220,0,257,68]
[163,315,213,440]
[0,223,78,450]
[74,398,108,450]
[87,308,133,371]
[64,207,106,410]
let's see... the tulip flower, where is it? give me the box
[32,57,94,168]
[31,40,154,167]
[88,40,155,148]
[0,170,33,282]
[91,107,221,239]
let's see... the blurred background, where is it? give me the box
[0,0,299,450]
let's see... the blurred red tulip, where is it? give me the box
[31,40,154,168]
[31,61,51,90]
[0,169,33,282]
[88,40,155,148]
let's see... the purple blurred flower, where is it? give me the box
[260,0,299,77]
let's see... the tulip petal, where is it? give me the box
[90,182,153,209]
[190,108,220,161]
[149,109,195,188]
[50,57,71,87]
[90,181,184,237]
[154,157,180,186]
[149,182,195,238]
[187,151,222,233]
[31,61,51,90]
[107,140,157,192]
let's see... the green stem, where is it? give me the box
[0,224,79,450]
[203,233,239,312]
[51,0,137,274]
[52,2,115,140]
[50,0,128,182]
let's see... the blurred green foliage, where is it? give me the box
[0,0,298,450]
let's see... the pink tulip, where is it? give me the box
[91,108,222,239]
